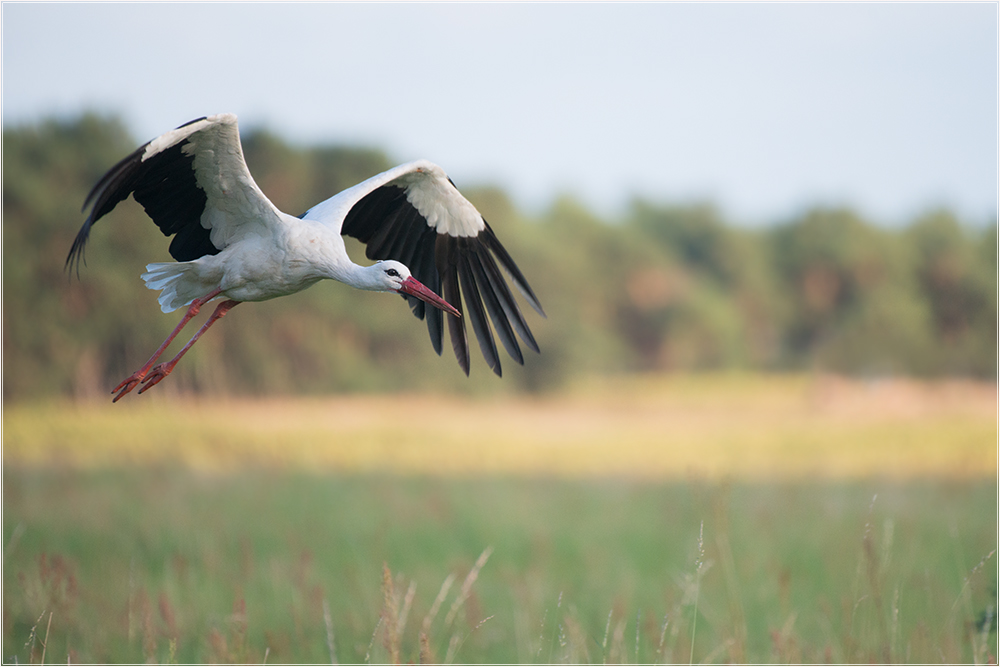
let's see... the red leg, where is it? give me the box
[112,288,223,402]
[137,299,240,395]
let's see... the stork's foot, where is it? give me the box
[111,372,146,403]
[137,362,176,395]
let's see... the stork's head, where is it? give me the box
[374,260,461,318]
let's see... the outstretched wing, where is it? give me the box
[301,160,545,377]
[67,113,284,272]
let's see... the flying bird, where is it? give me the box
[67,113,544,402]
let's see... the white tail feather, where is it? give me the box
[142,262,216,313]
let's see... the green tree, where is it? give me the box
[907,211,997,375]
[3,114,995,402]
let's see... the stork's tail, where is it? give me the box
[142,262,217,313]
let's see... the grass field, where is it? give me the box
[3,374,997,663]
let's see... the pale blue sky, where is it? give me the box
[3,2,997,225]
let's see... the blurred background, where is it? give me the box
[3,3,997,664]
[2,2,997,398]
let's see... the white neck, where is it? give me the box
[303,227,390,293]
[326,259,392,293]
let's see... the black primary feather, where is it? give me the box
[341,182,543,376]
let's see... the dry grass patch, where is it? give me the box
[4,374,995,479]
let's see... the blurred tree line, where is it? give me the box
[3,114,996,400]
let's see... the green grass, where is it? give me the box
[3,376,996,662]
[3,469,996,663]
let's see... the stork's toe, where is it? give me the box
[137,362,175,395]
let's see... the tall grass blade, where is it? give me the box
[422,573,456,636]
[5,522,25,559]
[40,612,53,666]
[322,598,337,664]
[444,546,493,629]
[398,580,417,639]
[546,591,563,662]
[364,616,382,664]
[381,564,400,664]
[443,633,461,665]
[602,608,612,663]
[654,614,669,665]
[690,520,705,665]
[24,610,45,664]
[634,609,641,663]
[419,631,435,664]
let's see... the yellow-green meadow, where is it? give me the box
[3,374,997,662]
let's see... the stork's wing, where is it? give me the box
[67,113,284,272]
[302,160,545,377]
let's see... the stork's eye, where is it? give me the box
[385,268,400,278]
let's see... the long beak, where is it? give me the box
[399,276,461,318]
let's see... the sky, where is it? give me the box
[2,2,997,226]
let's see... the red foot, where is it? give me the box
[137,361,176,395]
[112,372,146,403]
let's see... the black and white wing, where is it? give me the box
[67,113,283,272]
[302,160,545,377]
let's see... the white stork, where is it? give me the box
[66,113,544,402]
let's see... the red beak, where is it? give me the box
[399,276,461,318]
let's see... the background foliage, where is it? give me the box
[3,114,996,400]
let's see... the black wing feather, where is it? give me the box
[469,249,523,364]
[457,242,501,375]
[417,231,444,355]
[438,236,470,375]
[341,181,542,376]
[385,205,427,267]
[67,117,219,273]
[481,221,545,317]
[477,244,540,354]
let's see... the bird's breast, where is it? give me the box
[222,273,322,303]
